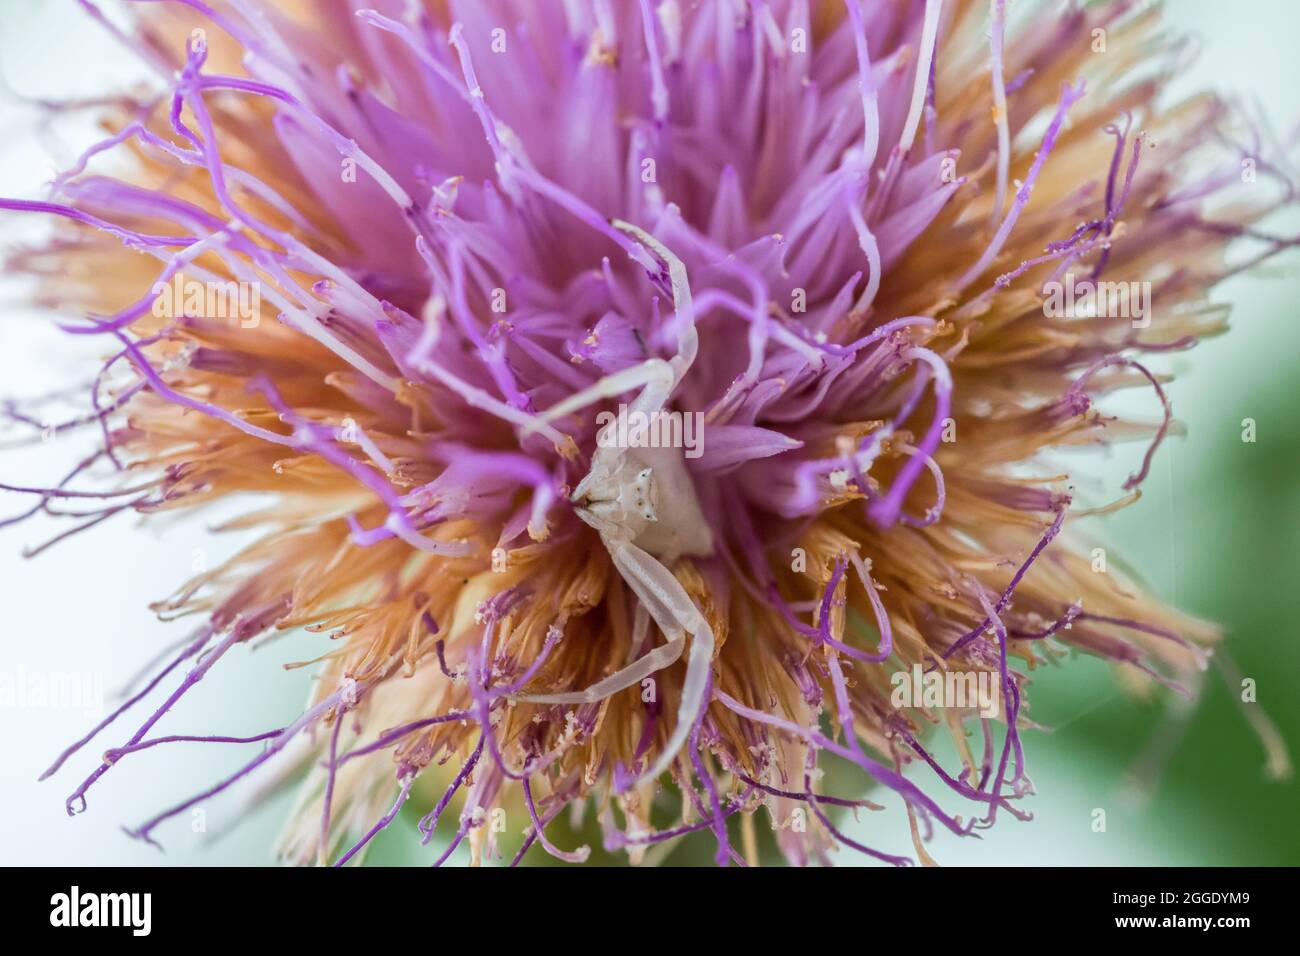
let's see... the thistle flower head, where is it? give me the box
[2,0,1291,866]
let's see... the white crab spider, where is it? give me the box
[514,219,716,788]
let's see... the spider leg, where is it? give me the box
[510,633,684,705]
[523,358,674,436]
[607,537,715,789]
[507,536,713,788]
